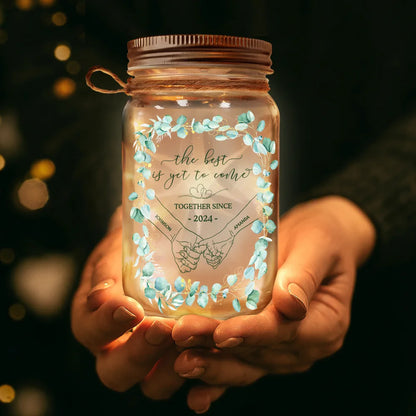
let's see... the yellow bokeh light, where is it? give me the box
[51,12,67,26]
[54,44,71,61]
[0,154,5,170]
[9,303,26,321]
[39,0,55,6]
[53,77,76,99]
[0,384,15,403]
[15,0,33,10]
[30,159,55,180]
[17,178,49,210]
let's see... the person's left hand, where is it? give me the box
[171,196,376,413]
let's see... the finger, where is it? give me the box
[140,348,185,400]
[187,385,227,414]
[213,306,297,348]
[175,349,266,386]
[173,315,219,348]
[273,226,337,320]
[178,255,196,269]
[96,318,174,392]
[185,246,202,260]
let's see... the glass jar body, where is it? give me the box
[122,87,279,319]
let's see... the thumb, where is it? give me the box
[273,234,334,320]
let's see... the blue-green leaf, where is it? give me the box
[128,192,138,201]
[171,294,184,307]
[142,225,149,238]
[145,140,156,153]
[245,281,255,295]
[177,127,188,138]
[255,238,269,250]
[270,160,279,170]
[144,287,156,299]
[257,120,265,132]
[235,123,248,131]
[142,167,151,179]
[197,292,209,308]
[244,267,255,280]
[256,177,270,189]
[213,115,223,123]
[212,283,221,294]
[262,191,274,203]
[177,115,187,125]
[258,262,267,278]
[208,120,219,129]
[226,130,238,139]
[162,115,172,124]
[232,298,241,312]
[246,300,258,310]
[243,133,253,145]
[140,204,151,219]
[222,288,229,298]
[185,294,195,306]
[132,233,140,244]
[246,111,255,122]
[174,277,186,292]
[238,113,249,123]
[134,151,147,163]
[142,262,155,277]
[265,219,277,233]
[146,189,155,200]
[247,289,260,304]
[155,276,168,291]
[193,122,205,133]
[200,285,208,293]
[227,274,238,286]
[130,207,144,223]
[189,281,200,296]
[253,142,268,155]
[252,163,262,175]
[251,220,264,234]
[218,125,231,132]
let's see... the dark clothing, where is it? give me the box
[1,1,415,415]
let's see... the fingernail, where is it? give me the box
[113,306,137,324]
[216,337,243,349]
[194,403,210,414]
[288,282,308,314]
[179,367,205,378]
[176,335,196,347]
[145,320,172,346]
[87,279,115,300]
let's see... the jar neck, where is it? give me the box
[126,67,271,93]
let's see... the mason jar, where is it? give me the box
[86,34,279,319]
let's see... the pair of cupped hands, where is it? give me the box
[71,196,375,414]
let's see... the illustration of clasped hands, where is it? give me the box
[171,225,234,272]
[71,196,376,414]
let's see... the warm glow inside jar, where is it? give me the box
[90,35,279,319]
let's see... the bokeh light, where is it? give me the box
[30,159,55,180]
[0,384,16,404]
[54,44,71,61]
[53,77,76,99]
[15,0,34,11]
[11,386,50,416]
[38,0,55,6]
[17,178,49,210]
[66,60,80,75]
[12,254,75,317]
[0,247,15,264]
[0,154,5,170]
[9,303,26,321]
[51,12,67,26]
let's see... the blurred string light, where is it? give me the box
[53,77,76,98]
[11,386,50,416]
[30,159,55,180]
[51,11,67,26]
[0,153,5,170]
[54,44,71,61]
[12,254,75,317]
[38,0,55,6]
[0,113,23,156]
[0,384,15,403]
[17,178,49,210]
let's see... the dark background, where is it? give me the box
[1,0,415,415]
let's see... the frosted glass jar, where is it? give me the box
[87,35,279,319]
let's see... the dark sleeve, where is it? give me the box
[305,112,416,268]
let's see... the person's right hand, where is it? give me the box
[71,208,185,398]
